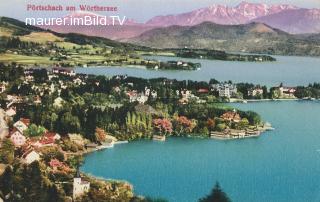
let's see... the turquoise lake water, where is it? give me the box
[80,55,320,201]
[76,55,320,86]
[81,101,320,202]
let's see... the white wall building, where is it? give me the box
[248,88,264,97]
[211,83,237,98]
[10,130,26,147]
[22,150,40,164]
[73,171,90,199]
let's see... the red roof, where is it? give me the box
[126,91,137,97]
[20,118,30,126]
[49,159,64,168]
[221,111,241,121]
[197,88,209,93]
[49,159,70,172]
[44,132,57,138]
[40,137,55,145]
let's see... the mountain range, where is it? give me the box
[0,16,319,57]
[252,8,320,34]
[145,1,320,34]
[146,1,297,26]
[127,22,320,56]
[41,1,320,40]
[1,0,320,57]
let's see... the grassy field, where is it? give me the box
[136,51,176,56]
[0,53,144,66]
[20,32,63,43]
[0,24,145,67]
[0,53,53,65]
[0,27,14,37]
[0,53,105,66]
[18,32,105,54]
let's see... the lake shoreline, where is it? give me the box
[80,101,320,202]
[229,98,319,103]
[80,98,320,156]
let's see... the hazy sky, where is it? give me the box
[1,0,320,22]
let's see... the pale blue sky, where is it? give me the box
[1,0,319,22]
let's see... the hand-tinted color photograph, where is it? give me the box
[0,1,319,202]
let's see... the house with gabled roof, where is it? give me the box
[73,170,90,199]
[248,87,264,97]
[221,110,241,123]
[49,159,70,173]
[40,132,59,146]
[44,132,61,141]
[13,118,30,133]
[10,129,26,147]
[22,149,40,164]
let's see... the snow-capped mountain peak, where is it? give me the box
[146,2,298,26]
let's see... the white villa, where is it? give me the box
[279,86,296,97]
[211,83,238,98]
[10,130,26,147]
[22,149,40,164]
[181,90,191,99]
[137,94,148,104]
[73,171,90,199]
[248,88,264,97]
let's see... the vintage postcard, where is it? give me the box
[0,0,319,201]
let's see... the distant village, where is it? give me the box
[0,66,314,109]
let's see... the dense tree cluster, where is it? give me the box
[294,83,320,99]
[0,139,15,164]
[126,111,153,138]
[0,63,24,82]
[0,161,64,202]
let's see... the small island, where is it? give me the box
[174,48,276,62]
[145,60,201,70]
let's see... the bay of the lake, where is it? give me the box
[81,101,320,202]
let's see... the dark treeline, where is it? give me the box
[294,83,320,98]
